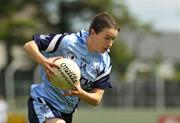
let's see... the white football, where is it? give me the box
[50,58,81,90]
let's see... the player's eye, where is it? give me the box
[105,37,111,40]
[105,37,116,43]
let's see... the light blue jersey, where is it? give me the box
[30,30,112,114]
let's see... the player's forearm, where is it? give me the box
[78,89,103,106]
[24,41,46,64]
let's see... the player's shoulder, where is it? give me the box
[76,29,89,39]
[62,30,88,44]
[62,32,76,42]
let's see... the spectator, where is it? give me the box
[0,95,8,123]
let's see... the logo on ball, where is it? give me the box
[50,58,81,90]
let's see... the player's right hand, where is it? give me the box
[41,56,63,80]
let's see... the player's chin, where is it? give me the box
[98,50,105,54]
[100,48,108,53]
[97,48,107,54]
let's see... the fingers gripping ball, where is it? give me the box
[50,58,81,90]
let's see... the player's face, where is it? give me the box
[92,28,118,53]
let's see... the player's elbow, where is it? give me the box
[91,100,101,106]
[23,41,30,51]
[23,41,36,52]
[24,41,32,49]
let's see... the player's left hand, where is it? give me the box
[63,82,82,97]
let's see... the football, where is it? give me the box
[50,58,81,90]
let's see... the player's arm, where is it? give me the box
[23,41,59,78]
[64,69,112,106]
[64,82,104,106]
[75,67,112,106]
[78,88,104,106]
[24,41,47,64]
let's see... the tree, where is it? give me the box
[0,0,155,76]
[0,0,39,66]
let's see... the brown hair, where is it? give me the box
[89,12,120,34]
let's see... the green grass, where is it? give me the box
[9,107,180,123]
[73,107,180,123]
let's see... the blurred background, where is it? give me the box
[0,0,180,123]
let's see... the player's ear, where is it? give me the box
[90,29,96,35]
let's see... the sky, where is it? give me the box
[126,0,180,32]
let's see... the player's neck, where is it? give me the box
[87,36,95,52]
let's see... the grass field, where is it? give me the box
[73,107,180,123]
[8,107,180,123]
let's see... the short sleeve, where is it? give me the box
[33,33,65,53]
[93,74,112,90]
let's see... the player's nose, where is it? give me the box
[107,40,113,48]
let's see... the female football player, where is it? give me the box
[24,11,119,123]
